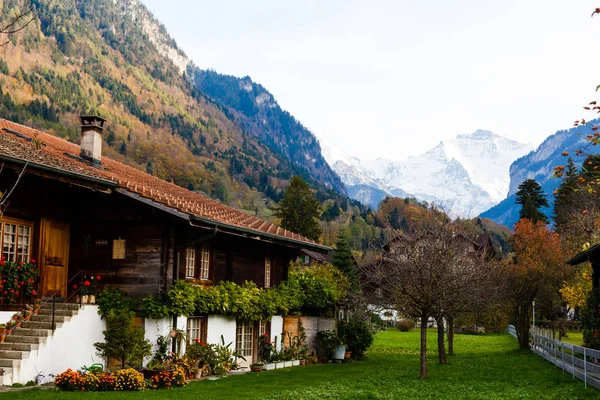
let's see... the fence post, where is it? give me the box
[572,348,575,379]
[584,347,587,389]
[562,344,564,374]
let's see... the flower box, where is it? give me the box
[274,362,285,369]
[292,360,300,367]
[283,361,293,368]
[265,363,275,371]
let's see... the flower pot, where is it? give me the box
[75,295,80,304]
[33,308,39,315]
[283,361,293,368]
[344,351,352,359]
[333,345,347,361]
[88,295,95,304]
[292,360,300,366]
[0,334,5,343]
[24,315,30,321]
[265,363,275,371]
[81,295,88,304]
[250,365,264,372]
[299,359,305,365]
[274,362,285,369]
[194,372,202,380]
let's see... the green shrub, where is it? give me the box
[96,288,135,317]
[316,330,340,359]
[339,315,374,360]
[397,320,413,332]
[141,294,169,319]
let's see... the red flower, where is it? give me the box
[84,281,91,286]
[2,291,6,295]
[9,289,14,293]
[15,292,18,295]
[96,275,101,280]
[32,290,37,295]
[31,259,36,263]
[0,260,4,266]
[17,266,20,270]
[73,284,78,289]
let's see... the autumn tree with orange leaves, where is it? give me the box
[508,219,568,350]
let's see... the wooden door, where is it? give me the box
[39,218,70,298]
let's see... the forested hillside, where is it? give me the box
[0,0,341,215]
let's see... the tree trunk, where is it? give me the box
[447,316,454,356]
[436,316,447,364]
[420,312,428,379]
[516,304,530,350]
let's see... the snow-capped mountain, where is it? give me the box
[321,130,533,217]
[481,121,593,227]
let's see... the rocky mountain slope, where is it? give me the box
[0,0,342,212]
[322,130,532,217]
[480,122,592,227]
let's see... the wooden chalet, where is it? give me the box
[0,116,329,362]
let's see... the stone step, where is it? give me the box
[0,359,19,368]
[0,350,28,360]
[37,309,77,317]
[20,321,61,330]
[10,328,50,337]
[5,335,45,345]
[30,314,68,324]
[0,342,38,352]
[39,302,79,311]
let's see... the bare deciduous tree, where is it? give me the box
[361,227,497,379]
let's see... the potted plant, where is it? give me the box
[23,309,32,321]
[87,275,100,304]
[12,313,22,329]
[33,299,42,315]
[144,335,174,380]
[0,324,5,343]
[250,362,264,372]
[316,330,340,363]
[5,321,14,335]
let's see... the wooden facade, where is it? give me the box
[0,163,314,304]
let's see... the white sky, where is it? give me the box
[142,0,600,160]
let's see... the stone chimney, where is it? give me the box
[79,115,106,165]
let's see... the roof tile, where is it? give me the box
[0,118,324,248]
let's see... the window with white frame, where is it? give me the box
[264,257,271,288]
[236,320,253,358]
[1,219,32,262]
[200,244,210,280]
[185,248,196,278]
[186,317,207,344]
[259,320,268,337]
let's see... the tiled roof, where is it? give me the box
[0,118,327,249]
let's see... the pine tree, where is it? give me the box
[332,234,357,290]
[274,176,322,241]
[515,179,549,224]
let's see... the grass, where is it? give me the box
[558,331,584,347]
[3,330,598,399]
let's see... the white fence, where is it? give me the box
[507,324,600,390]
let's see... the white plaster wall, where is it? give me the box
[270,315,284,351]
[0,311,15,324]
[11,305,105,384]
[206,315,236,347]
[143,316,188,365]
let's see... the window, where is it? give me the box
[258,320,268,337]
[186,317,207,344]
[200,244,210,280]
[1,219,32,262]
[185,248,196,278]
[236,320,253,358]
[264,257,271,288]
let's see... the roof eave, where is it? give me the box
[0,153,118,188]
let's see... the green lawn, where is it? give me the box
[4,330,597,399]
[558,331,584,347]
